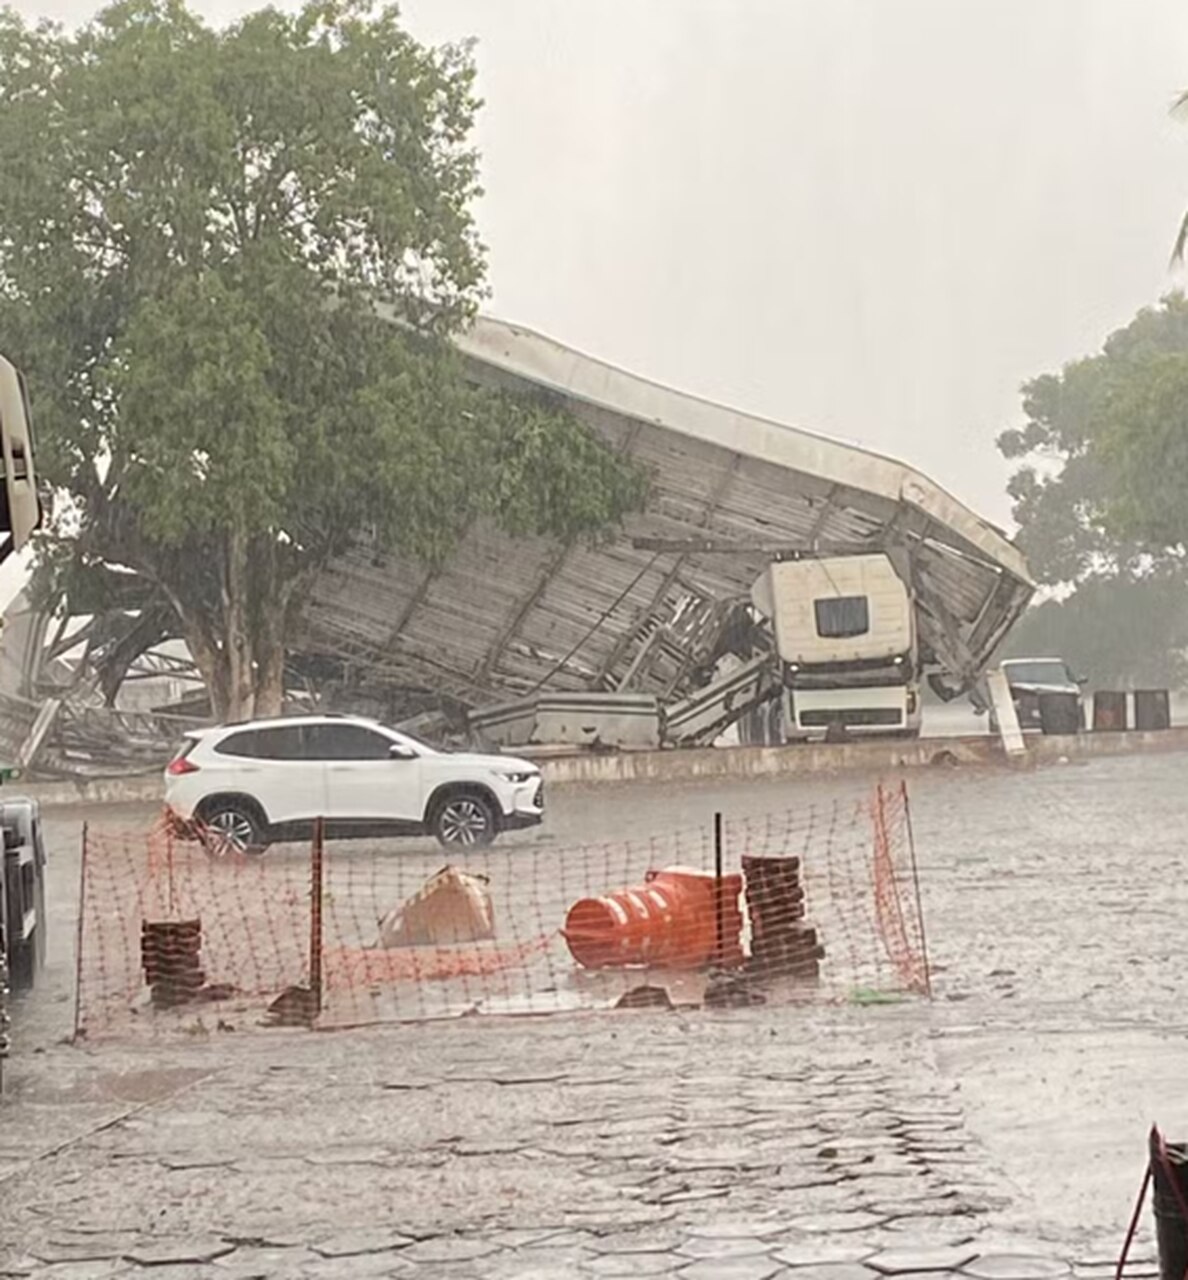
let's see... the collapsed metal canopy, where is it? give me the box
[296,315,1034,708]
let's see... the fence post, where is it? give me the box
[72,822,88,1041]
[713,811,724,967]
[900,781,933,999]
[165,817,176,918]
[309,816,324,1018]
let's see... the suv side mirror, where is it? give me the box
[389,743,417,761]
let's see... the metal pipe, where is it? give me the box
[901,781,932,999]
[309,817,324,1016]
[72,821,88,1041]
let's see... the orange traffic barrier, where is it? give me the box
[563,866,744,970]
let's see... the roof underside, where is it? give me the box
[296,316,1034,706]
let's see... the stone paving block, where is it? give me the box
[304,1146,393,1167]
[684,1220,788,1240]
[869,1198,981,1220]
[653,1186,731,1205]
[482,1229,576,1250]
[774,1240,878,1268]
[112,1267,218,1280]
[297,1253,414,1278]
[516,1231,596,1251]
[37,1264,133,1280]
[1073,1265,1158,1280]
[786,1213,889,1235]
[213,1245,321,1276]
[587,1230,684,1254]
[962,1257,1072,1280]
[482,1260,588,1280]
[580,1253,686,1276]
[681,1256,786,1280]
[30,1238,128,1264]
[309,1230,416,1258]
[400,1236,503,1264]
[678,1234,780,1259]
[485,1247,592,1275]
[124,1238,238,1267]
[782,1267,879,1280]
[869,1247,979,1274]
[869,1220,983,1249]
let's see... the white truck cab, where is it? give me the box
[751,553,921,739]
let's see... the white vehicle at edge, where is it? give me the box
[164,715,544,852]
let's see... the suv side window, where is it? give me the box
[214,725,309,760]
[304,723,394,761]
[214,729,263,759]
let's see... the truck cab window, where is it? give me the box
[814,596,870,639]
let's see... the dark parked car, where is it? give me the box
[1000,657,1086,732]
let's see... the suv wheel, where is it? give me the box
[431,792,497,848]
[198,800,269,858]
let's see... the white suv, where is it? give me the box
[164,715,544,853]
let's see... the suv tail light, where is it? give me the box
[167,743,200,776]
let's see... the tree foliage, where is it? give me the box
[998,294,1188,685]
[1002,573,1188,690]
[0,0,646,718]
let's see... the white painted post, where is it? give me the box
[985,668,1026,755]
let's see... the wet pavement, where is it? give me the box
[2,751,1185,1277]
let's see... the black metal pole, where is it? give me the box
[713,812,724,968]
[309,817,324,1017]
[72,821,88,1042]
[901,782,933,999]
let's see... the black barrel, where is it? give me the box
[1151,1133,1188,1280]
[1039,691,1081,735]
[1093,690,1128,732]
[1135,689,1171,732]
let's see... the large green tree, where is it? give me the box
[998,294,1188,685]
[0,0,645,718]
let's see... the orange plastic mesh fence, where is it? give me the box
[75,781,928,1038]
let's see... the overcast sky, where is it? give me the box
[7,0,1188,533]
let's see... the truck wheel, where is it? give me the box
[431,792,497,848]
[197,799,270,858]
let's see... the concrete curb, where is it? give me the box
[12,725,1188,809]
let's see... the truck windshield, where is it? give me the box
[1005,661,1071,685]
[814,596,870,639]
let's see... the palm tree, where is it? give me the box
[1172,90,1188,263]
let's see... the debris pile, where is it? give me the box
[742,853,825,981]
[140,919,204,1008]
[377,866,495,948]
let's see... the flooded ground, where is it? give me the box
[2,750,1184,1272]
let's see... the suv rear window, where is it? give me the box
[814,595,870,639]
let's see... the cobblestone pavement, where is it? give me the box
[3,751,1186,1277]
[0,1012,1150,1279]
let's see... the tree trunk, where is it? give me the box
[222,529,256,720]
[167,533,301,723]
[177,619,287,723]
[252,637,286,717]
